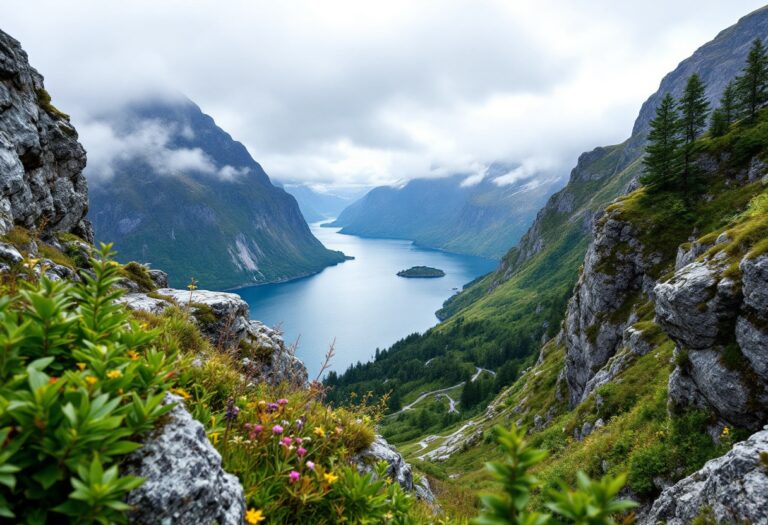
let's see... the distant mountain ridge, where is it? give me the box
[87,98,346,289]
[328,164,563,259]
[280,184,361,223]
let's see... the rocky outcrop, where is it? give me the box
[655,254,768,430]
[353,436,438,509]
[564,208,658,405]
[118,288,308,386]
[642,426,768,525]
[0,29,91,241]
[123,394,245,525]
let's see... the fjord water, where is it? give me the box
[235,223,497,378]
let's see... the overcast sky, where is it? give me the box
[3,1,766,190]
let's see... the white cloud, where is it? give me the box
[3,0,766,188]
[80,118,246,182]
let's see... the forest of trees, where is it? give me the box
[642,38,768,193]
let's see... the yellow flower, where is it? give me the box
[172,387,192,400]
[722,426,731,436]
[313,426,326,438]
[106,369,123,380]
[76,362,87,371]
[210,432,220,445]
[127,350,140,361]
[245,508,265,524]
[323,472,338,484]
[85,376,98,385]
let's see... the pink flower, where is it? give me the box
[272,425,284,434]
[297,447,307,457]
[277,398,289,406]
[289,470,300,483]
[253,424,263,433]
[306,461,315,470]
[281,437,293,447]
[295,437,303,444]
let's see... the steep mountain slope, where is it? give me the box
[326,5,768,487]
[87,99,346,289]
[328,164,563,259]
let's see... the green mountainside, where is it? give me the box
[88,100,346,290]
[329,165,563,259]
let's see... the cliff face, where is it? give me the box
[0,29,91,241]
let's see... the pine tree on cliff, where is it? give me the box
[641,93,682,191]
[710,80,737,137]
[678,74,709,195]
[736,38,768,121]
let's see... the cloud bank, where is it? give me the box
[3,0,765,187]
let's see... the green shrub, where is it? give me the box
[628,443,668,496]
[473,425,636,525]
[0,245,177,523]
[120,262,156,292]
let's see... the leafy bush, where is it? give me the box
[627,443,668,496]
[473,425,636,525]
[0,245,176,523]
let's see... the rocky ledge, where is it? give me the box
[117,286,308,386]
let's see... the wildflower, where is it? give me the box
[272,425,284,435]
[187,278,198,291]
[245,508,265,524]
[281,437,293,447]
[210,432,220,445]
[306,461,315,471]
[323,471,338,484]
[225,398,240,422]
[106,369,122,380]
[722,426,731,437]
[295,418,305,430]
[245,423,264,440]
[85,376,98,385]
[172,387,192,400]
[289,470,300,483]
[295,437,303,445]
[313,426,326,438]
[127,350,140,361]
[297,447,307,457]
[335,426,343,435]
[230,436,244,445]
[267,402,279,413]
[76,362,87,371]
[277,398,289,406]
[48,377,58,384]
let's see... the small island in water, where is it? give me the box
[396,266,446,278]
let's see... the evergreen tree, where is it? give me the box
[709,108,729,137]
[641,93,682,190]
[710,80,737,137]
[720,80,738,123]
[679,74,709,195]
[736,38,768,121]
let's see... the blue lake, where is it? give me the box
[234,223,497,378]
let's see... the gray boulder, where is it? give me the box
[124,394,245,525]
[642,426,768,525]
[0,29,91,241]
[353,436,439,509]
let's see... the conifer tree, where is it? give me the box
[679,74,709,194]
[736,38,768,121]
[710,80,737,137]
[641,93,682,190]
